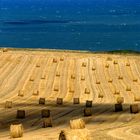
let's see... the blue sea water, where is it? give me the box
[0,0,140,51]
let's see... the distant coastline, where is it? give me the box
[1,47,140,55]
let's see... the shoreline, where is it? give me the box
[0,47,140,55]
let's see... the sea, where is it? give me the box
[0,0,140,52]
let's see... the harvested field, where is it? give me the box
[0,49,140,139]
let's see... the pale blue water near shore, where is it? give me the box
[0,0,140,51]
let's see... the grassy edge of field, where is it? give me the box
[0,47,140,55]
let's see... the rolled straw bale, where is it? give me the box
[126,86,131,91]
[113,60,118,64]
[57,98,63,105]
[106,57,112,61]
[59,129,91,140]
[81,75,85,81]
[33,90,39,96]
[73,98,80,104]
[2,48,8,52]
[92,66,96,71]
[108,78,113,83]
[10,123,23,138]
[98,93,104,98]
[86,100,92,107]
[114,90,120,95]
[70,119,85,129]
[96,80,100,84]
[17,110,25,119]
[41,74,46,79]
[39,98,45,105]
[117,97,124,104]
[59,130,66,140]
[133,78,138,82]
[60,57,64,61]
[126,62,130,66]
[29,76,34,81]
[115,104,123,112]
[130,104,139,114]
[134,96,140,102]
[41,109,50,118]
[18,90,24,97]
[85,88,90,94]
[56,71,60,77]
[71,74,75,79]
[69,87,74,93]
[36,63,40,67]
[82,62,87,67]
[5,101,12,108]
[42,117,52,128]
[105,63,109,68]
[118,75,123,80]
[53,58,57,63]
[84,108,92,116]
[54,86,59,92]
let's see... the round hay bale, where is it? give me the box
[36,64,40,67]
[126,62,130,66]
[106,57,112,61]
[69,87,74,93]
[33,90,39,96]
[70,119,85,129]
[92,66,96,71]
[113,60,118,64]
[86,100,92,107]
[41,109,50,118]
[71,74,75,79]
[5,101,12,108]
[10,123,23,138]
[84,108,92,117]
[39,98,45,105]
[73,98,80,104]
[117,97,124,104]
[57,98,63,105]
[133,78,138,82]
[114,90,120,95]
[98,93,104,98]
[134,96,140,102]
[130,104,139,114]
[59,129,91,140]
[17,110,25,119]
[56,72,60,77]
[2,48,8,52]
[96,80,100,84]
[53,58,57,63]
[126,86,131,91]
[42,117,52,128]
[85,88,90,94]
[81,75,85,81]
[41,75,46,79]
[115,104,123,112]
[29,76,34,81]
[54,86,59,92]
[59,130,67,140]
[105,63,109,68]
[82,62,86,67]
[118,75,123,80]
[18,90,24,97]
[60,57,64,61]
[108,78,113,83]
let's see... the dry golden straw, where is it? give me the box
[70,119,85,129]
[5,101,12,108]
[117,97,124,104]
[39,98,45,105]
[10,123,23,138]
